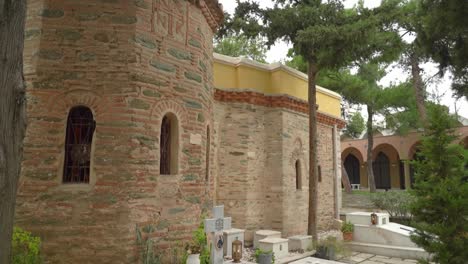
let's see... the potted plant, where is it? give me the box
[186,241,201,264]
[314,236,349,260]
[185,221,210,264]
[341,221,354,241]
[255,248,275,264]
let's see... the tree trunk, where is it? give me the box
[341,165,352,194]
[366,105,376,193]
[410,52,427,124]
[0,0,28,262]
[307,58,318,242]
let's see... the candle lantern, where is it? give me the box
[232,238,242,263]
[371,213,378,225]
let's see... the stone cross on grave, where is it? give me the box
[204,205,232,264]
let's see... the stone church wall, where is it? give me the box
[17,0,221,262]
[215,97,341,242]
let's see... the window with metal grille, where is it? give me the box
[160,113,179,175]
[63,106,95,183]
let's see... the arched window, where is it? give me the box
[295,160,302,189]
[63,106,95,183]
[160,113,179,175]
[206,126,210,181]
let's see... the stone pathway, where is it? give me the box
[290,252,419,264]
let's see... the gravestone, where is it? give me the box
[205,205,232,264]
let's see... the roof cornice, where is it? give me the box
[213,53,342,100]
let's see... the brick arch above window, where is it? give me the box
[47,89,111,117]
[150,100,187,129]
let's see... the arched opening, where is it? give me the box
[206,126,210,182]
[344,154,360,185]
[63,106,96,183]
[160,113,179,175]
[295,160,302,190]
[373,152,391,189]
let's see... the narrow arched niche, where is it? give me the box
[295,159,302,190]
[160,112,179,175]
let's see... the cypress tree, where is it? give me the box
[410,105,468,264]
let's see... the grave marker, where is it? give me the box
[204,205,232,264]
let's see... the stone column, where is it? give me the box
[403,160,411,190]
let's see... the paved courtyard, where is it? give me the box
[291,252,419,264]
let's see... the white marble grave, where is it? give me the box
[259,237,289,259]
[288,235,312,252]
[254,230,281,249]
[223,228,245,258]
[204,205,232,264]
[346,211,389,226]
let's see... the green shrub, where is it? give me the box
[254,248,275,263]
[135,225,161,264]
[12,227,42,264]
[314,236,349,260]
[186,220,210,264]
[341,221,354,233]
[370,191,414,218]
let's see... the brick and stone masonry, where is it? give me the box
[213,88,345,244]
[17,0,223,262]
[17,0,346,262]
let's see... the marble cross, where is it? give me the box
[204,205,232,264]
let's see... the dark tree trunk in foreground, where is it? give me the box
[410,53,427,124]
[307,58,318,242]
[366,106,376,193]
[341,165,352,193]
[0,0,28,262]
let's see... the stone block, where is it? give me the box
[288,235,312,252]
[254,230,281,249]
[258,237,289,259]
[223,228,245,257]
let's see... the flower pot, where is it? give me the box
[186,253,200,264]
[258,252,273,264]
[315,245,335,260]
[343,232,353,241]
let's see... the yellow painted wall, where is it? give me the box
[213,60,342,118]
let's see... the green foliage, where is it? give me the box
[409,105,468,264]
[341,221,354,233]
[136,225,161,264]
[314,236,350,260]
[344,112,365,138]
[214,33,267,63]
[12,227,42,264]
[370,191,415,218]
[254,248,275,263]
[284,48,307,73]
[186,220,210,264]
[416,0,468,98]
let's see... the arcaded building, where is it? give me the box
[341,126,468,190]
[16,0,345,262]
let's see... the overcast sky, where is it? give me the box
[218,0,468,117]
